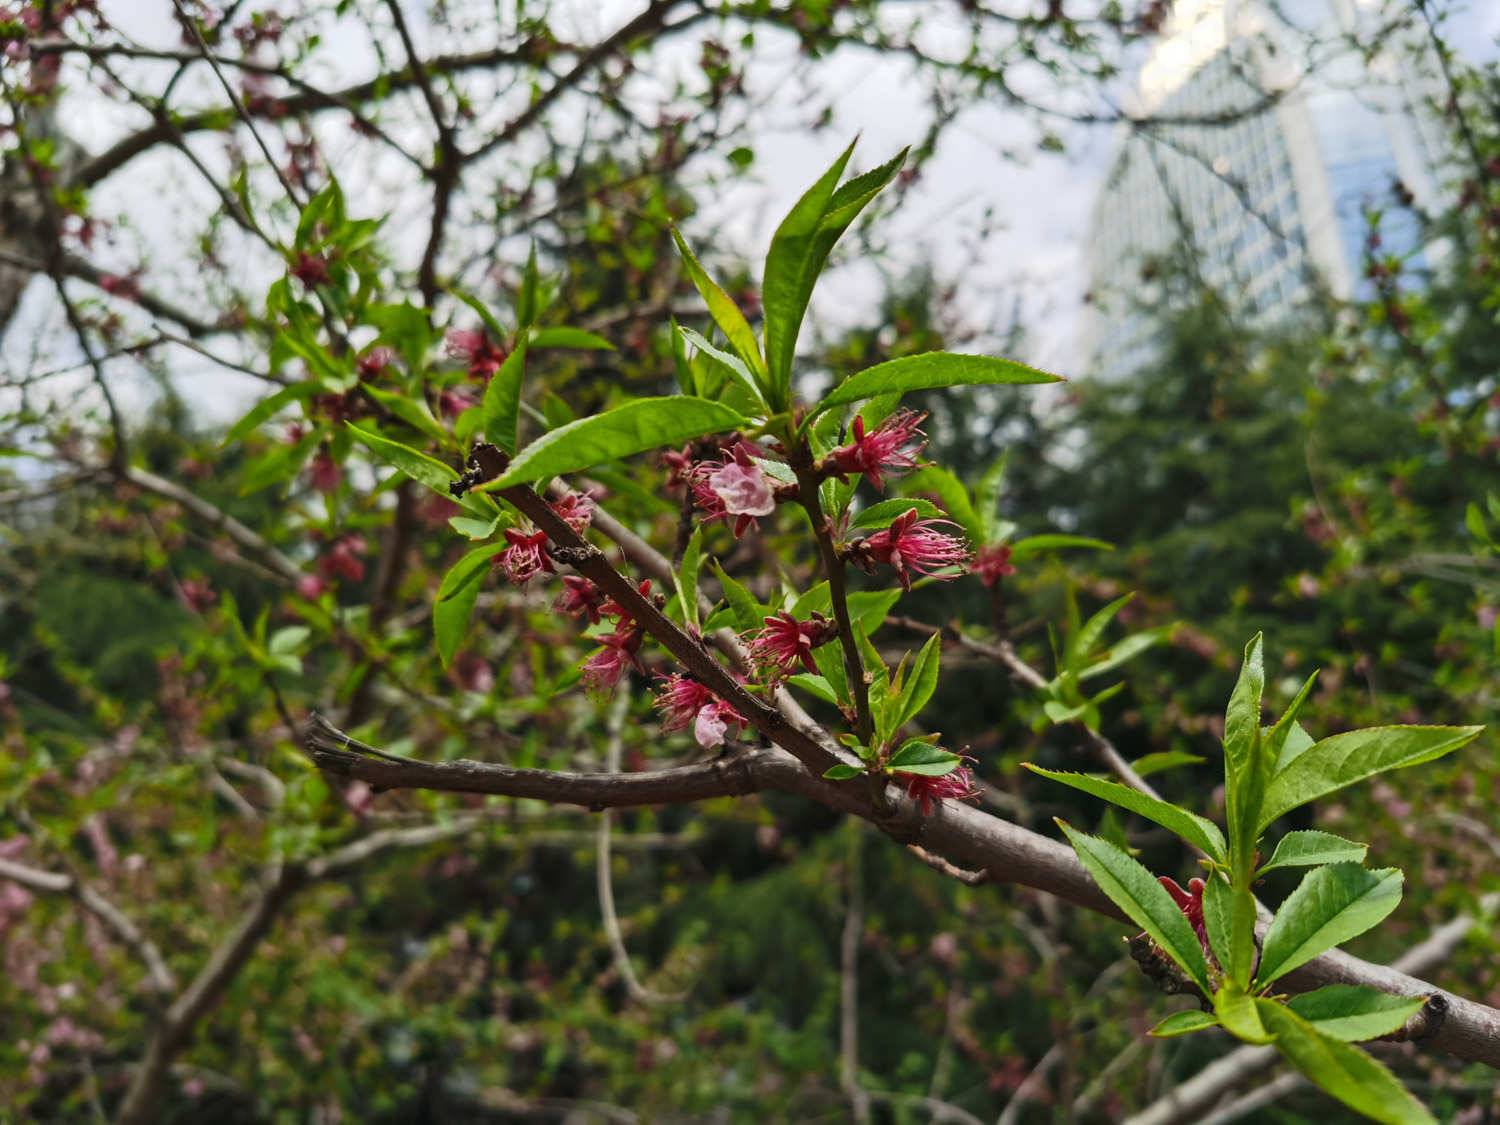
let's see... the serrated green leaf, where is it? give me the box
[1025,765,1227,861]
[1259,830,1368,874]
[1258,725,1484,831]
[1057,822,1212,994]
[815,351,1061,415]
[1286,985,1425,1042]
[1256,864,1403,986]
[487,397,748,487]
[1149,1010,1219,1038]
[1256,1001,1435,1124]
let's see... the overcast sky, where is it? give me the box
[7,0,1499,427]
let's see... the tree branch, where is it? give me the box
[0,856,176,994]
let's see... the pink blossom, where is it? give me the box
[856,508,970,591]
[317,534,366,583]
[356,346,394,379]
[654,674,717,732]
[549,489,595,533]
[555,576,607,625]
[307,448,341,494]
[176,577,217,614]
[290,251,330,287]
[897,762,979,816]
[747,612,835,678]
[496,526,551,586]
[438,385,478,419]
[827,409,927,490]
[449,651,494,694]
[445,327,508,379]
[973,543,1016,587]
[691,443,779,537]
[598,579,653,625]
[582,626,644,693]
[654,675,747,747]
[296,574,328,601]
[693,706,729,748]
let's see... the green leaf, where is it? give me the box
[434,543,506,667]
[901,466,981,544]
[822,763,864,780]
[712,563,767,633]
[452,288,507,342]
[1202,874,1235,977]
[675,524,706,631]
[677,324,767,408]
[1256,864,1403,986]
[850,497,945,531]
[1286,985,1425,1042]
[1128,750,1205,778]
[889,632,940,730]
[1025,765,1228,861]
[1067,593,1133,672]
[223,383,314,446]
[362,384,447,443]
[1008,534,1113,559]
[479,342,528,456]
[528,326,613,350]
[1149,1010,1219,1038]
[1259,831,1368,874]
[1056,822,1212,994]
[788,674,838,705]
[346,423,481,516]
[1215,983,1274,1044]
[1256,1001,1435,1124]
[1258,725,1484,832]
[973,453,1008,543]
[1274,721,1317,772]
[518,243,540,328]
[1223,633,1265,787]
[488,397,748,488]
[886,740,961,777]
[815,352,1062,415]
[449,514,501,540]
[671,227,765,381]
[762,144,906,408]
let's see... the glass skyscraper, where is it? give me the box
[1083,0,1452,379]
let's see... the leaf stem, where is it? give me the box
[789,442,874,748]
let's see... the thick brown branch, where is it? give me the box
[307,713,1500,1073]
